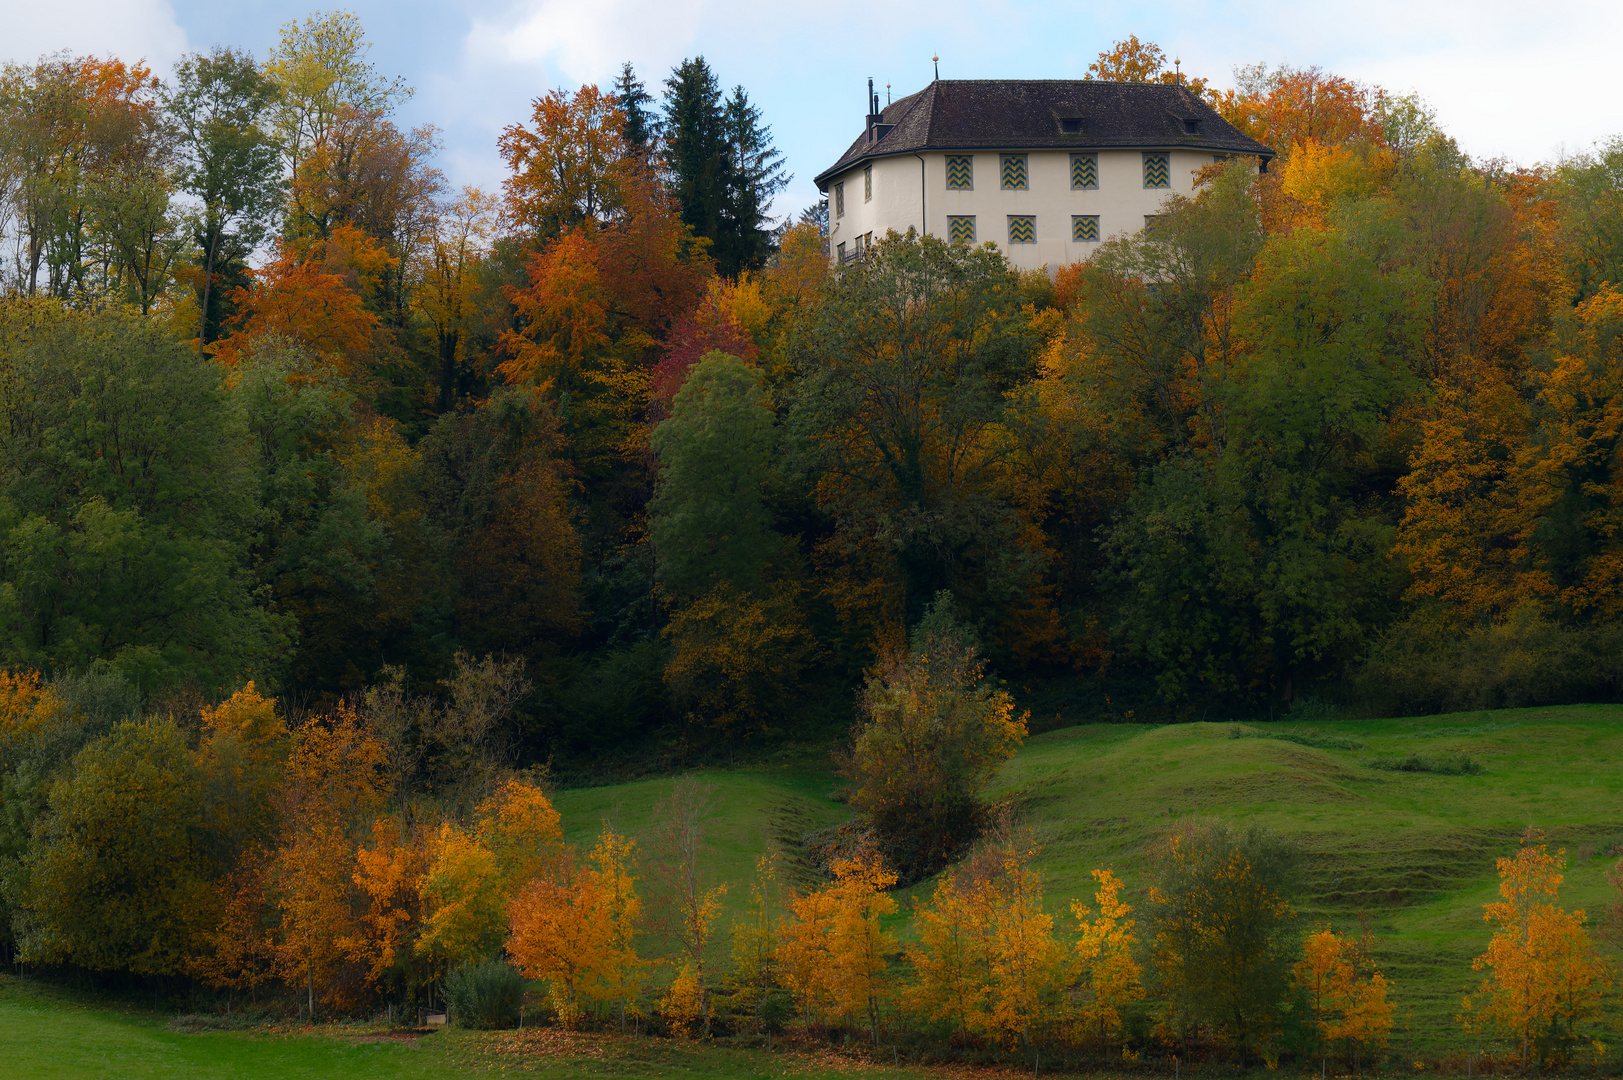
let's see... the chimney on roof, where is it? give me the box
[866,77,883,142]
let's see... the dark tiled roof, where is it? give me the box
[814,79,1274,189]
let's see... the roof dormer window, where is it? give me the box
[1183,118,1201,135]
[1060,117,1083,134]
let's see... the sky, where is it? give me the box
[4,0,1620,223]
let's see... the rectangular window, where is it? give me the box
[864,164,872,202]
[946,155,973,190]
[1143,214,1162,234]
[1000,154,1028,190]
[947,215,976,244]
[864,231,873,249]
[1070,153,1098,190]
[835,182,845,216]
[1007,215,1035,244]
[1060,117,1083,134]
[1142,152,1170,189]
[1072,215,1100,243]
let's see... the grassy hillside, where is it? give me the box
[991,707,1623,1050]
[553,705,1623,1052]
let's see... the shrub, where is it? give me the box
[1364,751,1484,775]
[445,959,525,1029]
[842,593,1027,881]
[1357,606,1623,716]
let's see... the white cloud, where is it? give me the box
[469,0,707,83]
[0,0,188,72]
[1157,0,1623,166]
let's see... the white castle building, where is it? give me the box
[815,78,1275,269]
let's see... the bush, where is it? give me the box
[1364,751,1484,775]
[445,959,525,1029]
[842,593,1027,882]
[1357,607,1623,716]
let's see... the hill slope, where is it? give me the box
[553,705,1623,1050]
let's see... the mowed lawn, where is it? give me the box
[0,976,922,1079]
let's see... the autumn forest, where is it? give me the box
[3,10,1623,1075]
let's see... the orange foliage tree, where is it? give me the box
[212,224,390,379]
[1086,36,1210,97]
[499,84,632,239]
[1217,65,1381,158]
[264,703,387,1016]
[1397,285,1623,625]
[190,683,288,999]
[778,852,897,1043]
[507,831,642,1028]
[345,815,423,994]
[1464,829,1612,1065]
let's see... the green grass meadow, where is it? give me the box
[6,704,1622,1076]
[0,974,922,1079]
[552,705,1623,1052]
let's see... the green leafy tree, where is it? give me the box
[1145,818,1299,1065]
[789,232,1041,626]
[13,718,212,974]
[0,303,288,690]
[1099,178,1425,703]
[651,351,779,597]
[164,47,283,353]
[1556,136,1623,304]
[262,10,412,188]
[228,337,416,697]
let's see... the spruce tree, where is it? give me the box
[721,85,790,274]
[662,57,729,257]
[660,58,790,276]
[612,61,655,163]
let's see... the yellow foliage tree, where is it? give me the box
[416,777,563,972]
[1465,829,1612,1065]
[725,852,784,1029]
[1294,926,1393,1071]
[0,670,65,765]
[416,821,502,970]
[779,852,897,1044]
[196,681,288,855]
[910,830,1071,1050]
[908,825,1071,1045]
[1072,868,1144,1048]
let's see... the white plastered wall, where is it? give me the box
[827,148,1222,271]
